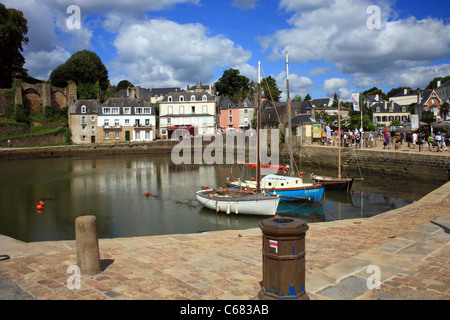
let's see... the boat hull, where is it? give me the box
[196,189,280,216]
[311,175,353,192]
[225,181,324,202]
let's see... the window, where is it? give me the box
[103,108,111,114]
[125,119,130,125]
[105,132,110,140]
[124,107,131,114]
[191,95,196,101]
[114,119,120,127]
[81,135,86,141]
[81,116,86,125]
[135,119,140,126]
[376,107,380,112]
[112,108,119,114]
[180,95,184,102]
[244,117,248,123]
[203,105,207,113]
[81,105,86,113]
[143,107,151,114]
[91,126,95,131]
[135,108,143,114]
[91,116,95,121]
[244,109,248,114]
[104,120,109,127]
[167,118,172,125]
[203,117,207,125]
[145,119,150,126]
[145,130,150,140]
[168,96,173,102]
[202,95,207,101]
[180,106,184,114]
[191,106,195,113]
[402,107,406,112]
[135,130,140,140]
[168,106,173,114]
[229,116,232,122]
[115,131,120,140]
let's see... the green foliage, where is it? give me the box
[13,103,30,125]
[43,105,53,119]
[0,4,29,88]
[420,110,435,124]
[116,80,134,91]
[215,69,252,99]
[426,76,450,89]
[49,50,109,90]
[77,82,100,100]
[261,76,281,102]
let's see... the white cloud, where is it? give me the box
[323,77,351,99]
[24,47,72,80]
[260,0,450,87]
[275,71,314,100]
[110,19,252,87]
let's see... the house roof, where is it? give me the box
[291,114,317,125]
[98,98,154,115]
[69,100,99,114]
[372,101,406,113]
[160,91,214,102]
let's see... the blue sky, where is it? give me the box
[4,0,450,101]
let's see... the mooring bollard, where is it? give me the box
[75,215,101,275]
[258,217,309,300]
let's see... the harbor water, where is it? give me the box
[0,153,444,242]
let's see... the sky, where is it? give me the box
[3,0,450,101]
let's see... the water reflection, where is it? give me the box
[0,154,444,242]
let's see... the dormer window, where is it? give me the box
[179,95,184,102]
[168,96,173,102]
[191,95,196,101]
[81,105,86,113]
[202,95,207,101]
[376,107,380,112]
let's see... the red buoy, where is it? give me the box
[144,191,150,196]
[251,177,255,181]
[39,201,45,206]
[36,204,43,210]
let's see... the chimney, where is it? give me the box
[375,94,379,101]
[384,100,387,109]
[404,88,408,95]
[437,80,441,88]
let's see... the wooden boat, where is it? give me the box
[196,61,280,216]
[310,174,353,192]
[226,174,324,202]
[311,97,354,192]
[196,188,280,216]
[225,53,324,202]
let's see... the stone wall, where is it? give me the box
[289,146,450,183]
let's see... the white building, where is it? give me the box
[159,91,217,139]
[97,98,156,143]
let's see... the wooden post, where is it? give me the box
[75,216,101,275]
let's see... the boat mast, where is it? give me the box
[338,97,342,179]
[257,61,261,192]
[286,51,293,177]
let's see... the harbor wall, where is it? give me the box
[0,141,449,183]
[289,145,450,183]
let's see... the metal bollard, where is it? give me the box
[75,215,101,275]
[258,217,309,300]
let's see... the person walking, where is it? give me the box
[412,131,417,149]
[435,132,442,152]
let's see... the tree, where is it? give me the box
[49,50,109,90]
[116,80,134,91]
[426,76,450,89]
[303,94,311,101]
[215,69,251,99]
[387,87,410,98]
[0,4,29,88]
[261,76,281,102]
[421,110,435,124]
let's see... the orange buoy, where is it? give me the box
[39,200,45,206]
[144,191,150,196]
[251,177,255,181]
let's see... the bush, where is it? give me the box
[13,104,30,125]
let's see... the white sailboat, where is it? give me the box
[196,61,280,216]
[225,52,325,202]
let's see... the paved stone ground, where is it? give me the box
[0,182,449,300]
